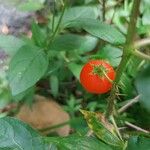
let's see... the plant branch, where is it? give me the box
[125,121,150,134]
[134,38,150,48]
[106,0,141,118]
[133,50,150,61]
[118,95,140,113]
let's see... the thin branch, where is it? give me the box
[102,0,106,21]
[118,95,140,113]
[133,50,150,61]
[110,116,123,140]
[134,38,150,48]
[39,120,70,132]
[125,121,150,134]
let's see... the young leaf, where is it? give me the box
[50,75,59,98]
[0,35,25,56]
[135,65,150,112]
[91,45,122,67]
[68,63,83,80]
[81,110,125,148]
[8,45,48,95]
[31,22,46,47]
[0,117,48,150]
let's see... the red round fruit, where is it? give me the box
[80,60,115,94]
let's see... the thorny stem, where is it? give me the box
[106,0,141,118]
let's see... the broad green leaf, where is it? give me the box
[31,22,46,47]
[0,117,48,150]
[49,34,98,53]
[67,19,125,45]
[8,45,48,95]
[18,1,44,12]
[46,135,113,150]
[127,136,150,150]
[135,65,150,112]
[142,9,150,25]
[50,75,59,98]
[91,45,122,67]
[62,6,99,26]
[0,35,25,56]
[81,110,125,148]
[68,63,83,80]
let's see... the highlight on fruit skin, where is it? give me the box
[80,60,115,94]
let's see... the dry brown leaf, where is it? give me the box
[16,95,70,136]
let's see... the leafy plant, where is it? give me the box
[0,0,150,149]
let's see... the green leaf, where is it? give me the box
[50,75,59,98]
[49,34,98,53]
[137,25,150,35]
[46,135,113,150]
[135,65,150,112]
[81,110,125,148]
[0,117,48,150]
[18,1,44,12]
[0,35,25,56]
[31,22,46,47]
[67,19,125,45]
[62,6,99,26]
[142,9,150,25]
[119,73,133,98]
[92,45,122,67]
[8,45,48,96]
[68,63,83,80]
[127,136,150,150]
[127,56,144,77]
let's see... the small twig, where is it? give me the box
[134,38,150,48]
[118,95,140,113]
[125,121,150,134]
[133,50,150,61]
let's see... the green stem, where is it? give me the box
[106,0,141,118]
[102,0,106,21]
[47,0,67,48]
[39,120,70,132]
[52,0,56,32]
